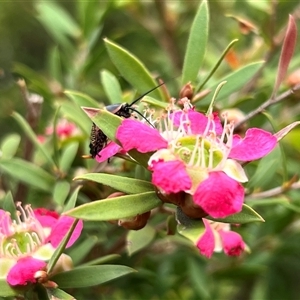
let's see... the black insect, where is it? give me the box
[89,81,165,158]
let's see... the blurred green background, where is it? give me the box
[1,0,300,299]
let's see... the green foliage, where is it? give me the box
[1,0,300,299]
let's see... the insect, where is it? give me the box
[89,81,166,158]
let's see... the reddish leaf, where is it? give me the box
[273,15,297,96]
[274,121,300,141]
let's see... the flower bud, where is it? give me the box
[118,211,151,230]
[179,82,194,99]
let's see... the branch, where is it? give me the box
[235,83,300,129]
[246,180,300,199]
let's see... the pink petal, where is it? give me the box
[95,141,122,163]
[196,219,215,258]
[186,111,223,135]
[117,119,167,153]
[229,128,277,161]
[150,160,192,194]
[193,172,244,218]
[7,257,46,286]
[219,230,245,256]
[47,216,83,248]
[34,208,59,228]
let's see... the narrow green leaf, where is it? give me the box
[3,192,16,219]
[59,142,79,174]
[100,69,123,104]
[60,102,91,135]
[64,90,100,108]
[74,173,154,194]
[142,96,169,109]
[51,265,136,288]
[68,235,99,266]
[104,38,163,100]
[47,219,79,273]
[64,191,161,221]
[0,280,18,297]
[0,158,55,192]
[48,46,63,83]
[12,112,56,167]
[182,0,209,84]
[196,39,239,92]
[200,61,264,106]
[53,181,70,206]
[64,185,82,212]
[36,1,80,49]
[46,288,74,300]
[0,134,21,159]
[247,147,281,189]
[127,224,156,255]
[82,107,122,144]
[246,196,289,207]
[79,254,121,267]
[207,204,264,224]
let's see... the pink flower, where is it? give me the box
[45,119,79,140]
[116,98,277,218]
[197,219,245,258]
[0,204,83,287]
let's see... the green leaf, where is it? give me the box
[104,38,163,100]
[127,224,156,255]
[68,235,99,266]
[64,185,82,212]
[53,181,70,206]
[142,96,169,109]
[207,204,265,224]
[0,134,21,159]
[79,254,121,267]
[46,288,74,300]
[182,0,209,85]
[64,191,161,221]
[74,173,154,194]
[200,61,264,106]
[51,265,136,288]
[3,192,16,219]
[247,147,281,189]
[82,107,122,144]
[48,46,63,84]
[64,90,100,108]
[12,112,56,167]
[196,39,239,93]
[0,279,18,297]
[246,196,289,207]
[47,219,79,273]
[100,69,123,104]
[60,101,91,135]
[36,1,80,49]
[0,158,55,192]
[59,142,79,174]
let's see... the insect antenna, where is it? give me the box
[128,80,166,107]
[128,107,155,128]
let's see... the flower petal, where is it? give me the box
[193,171,244,218]
[47,217,83,248]
[196,219,215,258]
[34,208,59,228]
[150,160,192,194]
[219,230,245,256]
[7,257,46,286]
[229,128,277,161]
[117,119,167,153]
[95,141,122,163]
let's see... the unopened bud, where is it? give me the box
[118,211,151,230]
[179,82,194,99]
